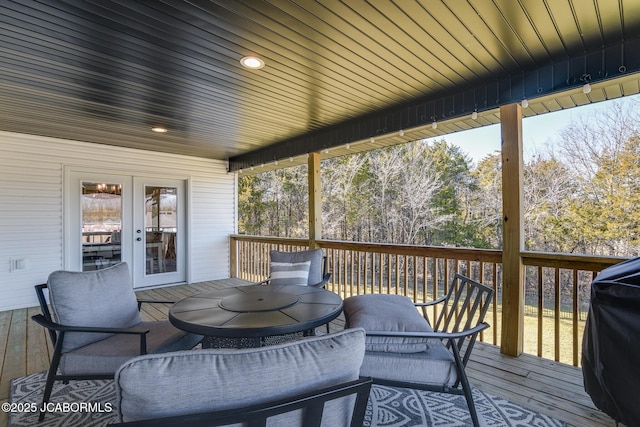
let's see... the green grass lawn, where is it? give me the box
[483,307,586,366]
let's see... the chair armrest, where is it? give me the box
[309,272,332,288]
[414,294,448,307]
[31,314,150,336]
[33,314,151,354]
[413,294,448,319]
[363,322,490,340]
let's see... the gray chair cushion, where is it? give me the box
[115,328,366,424]
[345,294,459,387]
[60,321,203,375]
[270,249,323,286]
[359,345,458,387]
[344,294,435,353]
[47,263,141,353]
[269,261,311,286]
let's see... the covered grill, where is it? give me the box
[582,258,640,427]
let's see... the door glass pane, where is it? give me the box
[82,182,122,271]
[145,186,177,274]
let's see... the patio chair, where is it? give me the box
[258,248,331,288]
[31,262,203,421]
[112,328,371,426]
[343,274,494,427]
[256,248,333,335]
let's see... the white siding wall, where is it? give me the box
[0,131,236,311]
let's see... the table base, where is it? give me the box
[201,329,317,349]
[202,336,262,349]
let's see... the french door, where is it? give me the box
[66,171,186,287]
[133,177,186,287]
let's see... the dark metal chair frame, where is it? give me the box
[113,377,373,427]
[362,274,494,427]
[31,283,176,421]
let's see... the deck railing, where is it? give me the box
[229,234,625,366]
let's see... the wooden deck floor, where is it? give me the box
[0,279,616,427]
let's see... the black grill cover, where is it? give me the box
[582,257,640,427]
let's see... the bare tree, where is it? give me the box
[323,154,371,240]
[552,99,640,255]
[368,142,444,244]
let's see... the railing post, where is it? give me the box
[308,151,322,249]
[229,235,238,278]
[500,103,525,357]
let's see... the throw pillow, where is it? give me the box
[269,261,311,286]
[270,249,323,285]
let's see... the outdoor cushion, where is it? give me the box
[47,263,141,353]
[360,346,457,387]
[269,261,311,286]
[270,249,323,286]
[115,328,366,424]
[60,321,202,375]
[344,294,436,353]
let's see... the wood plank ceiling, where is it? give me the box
[1,0,640,172]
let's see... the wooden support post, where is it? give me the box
[308,152,322,249]
[500,103,525,357]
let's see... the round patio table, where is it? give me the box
[169,284,343,348]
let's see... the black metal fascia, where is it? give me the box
[228,36,640,172]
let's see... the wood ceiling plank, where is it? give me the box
[130,0,397,109]
[1,0,638,165]
[259,0,430,96]
[513,0,564,59]
[200,0,427,100]
[483,0,547,66]
[463,0,530,69]
[543,0,585,56]
[8,0,360,137]
[596,0,624,43]
[621,0,640,37]
[312,0,445,91]
[390,0,494,82]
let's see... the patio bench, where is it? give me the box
[112,328,371,426]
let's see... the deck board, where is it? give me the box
[0,279,617,427]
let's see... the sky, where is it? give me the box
[427,93,640,164]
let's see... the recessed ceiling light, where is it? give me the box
[151,126,168,133]
[240,56,265,69]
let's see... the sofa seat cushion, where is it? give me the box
[360,345,457,387]
[114,328,366,424]
[344,294,436,353]
[60,321,202,375]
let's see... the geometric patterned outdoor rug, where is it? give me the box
[365,385,564,426]
[9,371,565,426]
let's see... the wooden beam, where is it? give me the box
[500,103,525,357]
[308,152,322,249]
